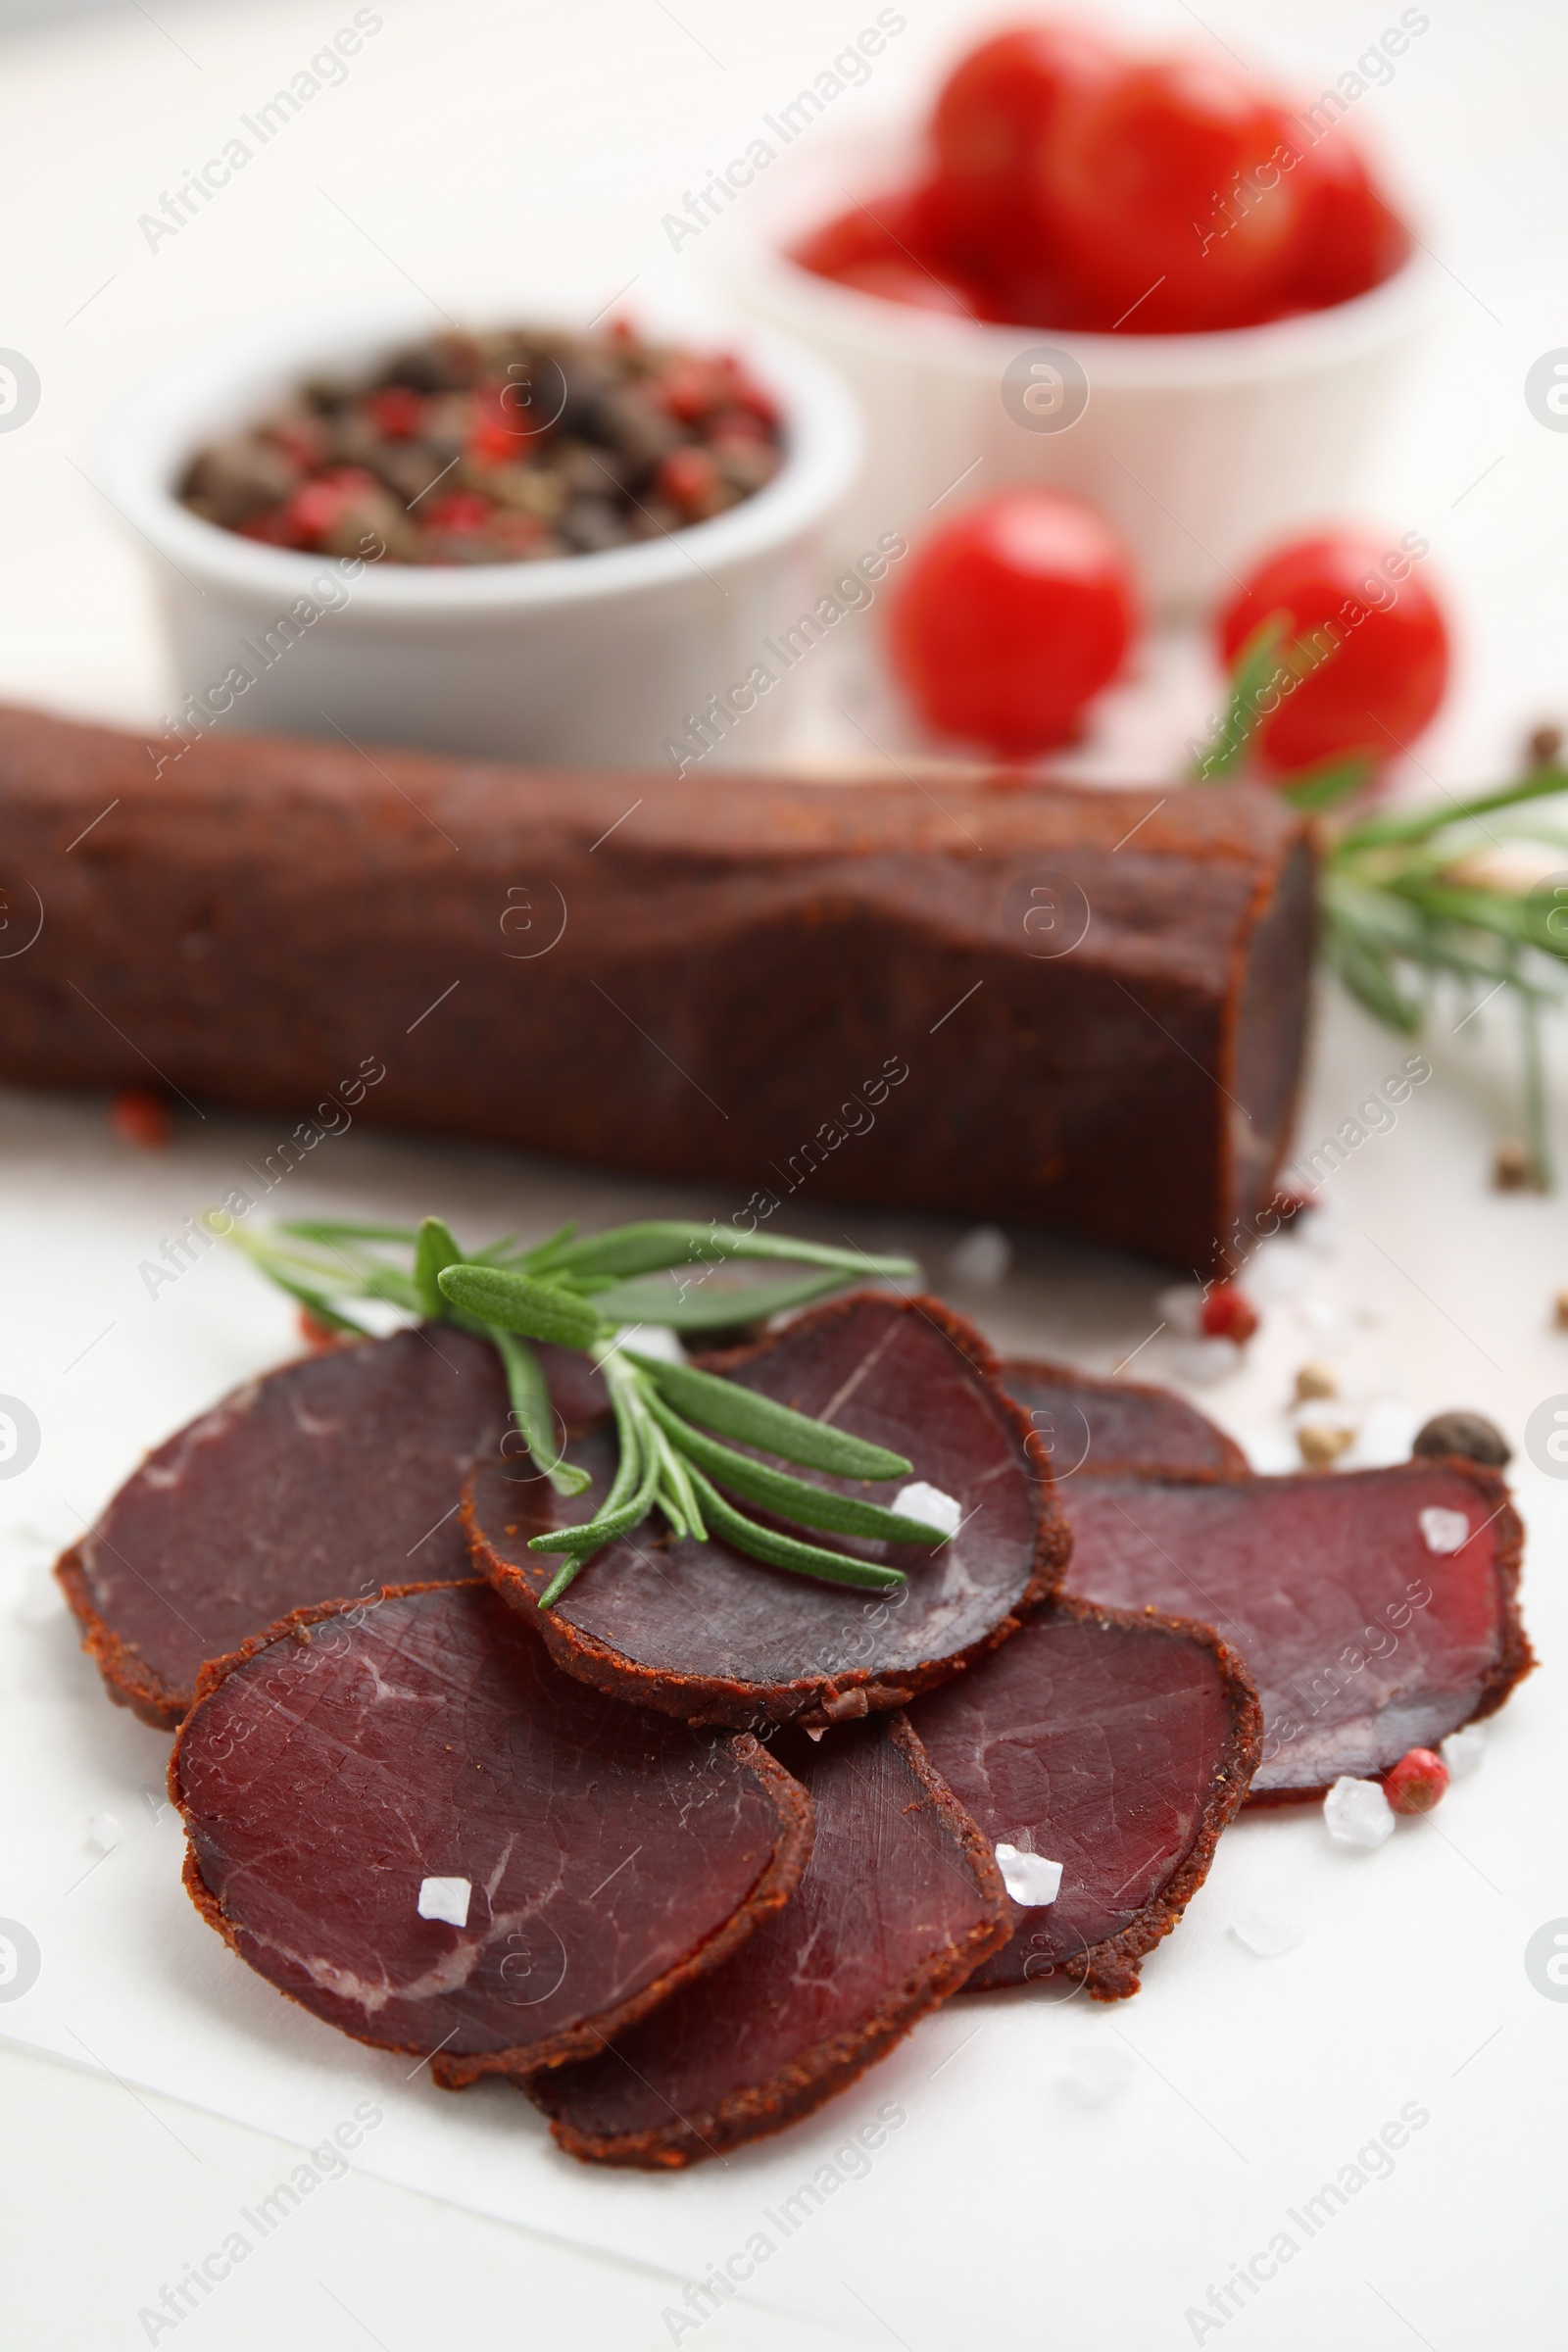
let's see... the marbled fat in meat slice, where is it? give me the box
[171,1583,811,2083]
[914,1599,1260,2000]
[529,1713,1007,2165]
[1001,1358,1248,1479]
[1061,1460,1533,1796]
[467,1293,1065,1731]
[56,1327,602,1729]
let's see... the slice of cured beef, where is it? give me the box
[913,1598,1260,2000]
[56,1326,602,1730]
[529,1713,1007,2166]
[1060,1460,1533,1797]
[1001,1358,1248,1479]
[467,1293,1065,1731]
[170,1582,811,2083]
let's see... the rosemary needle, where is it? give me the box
[231,1213,941,1600]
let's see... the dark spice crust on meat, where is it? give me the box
[466,1292,1070,1731]
[531,1713,1010,2167]
[961,1593,1263,2002]
[56,1544,186,1732]
[169,1583,815,2084]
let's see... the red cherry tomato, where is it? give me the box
[889,491,1138,757]
[928,22,1114,264]
[790,191,937,280]
[1280,127,1410,308]
[1218,531,1450,775]
[1038,60,1305,328]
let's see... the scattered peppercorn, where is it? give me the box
[1554,1288,1568,1332]
[1527,722,1563,769]
[1382,1746,1448,1814]
[1294,1361,1338,1403]
[1200,1283,1259,1344]
[109,1087,172,1149]
[1493,1137,1536,1190]
[1412,1409,1512,1468]
[178,322,784,566]
[1297,1421,1355,1469]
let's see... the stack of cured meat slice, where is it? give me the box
[60,1298,1533,2168]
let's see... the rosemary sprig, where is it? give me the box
[230,1214,946,1604]
[1192,626,1568,1187]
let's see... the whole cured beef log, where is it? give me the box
[468,1293,1064,1730]
[0,704,1314,1269]
[57,1328,519,1728]
[1061,1460,1533,1797]
[914,1599,1260,2000]
[1000,1358,1248,1479]
[530,1713,1007,2167]
[171,1583,812,2083]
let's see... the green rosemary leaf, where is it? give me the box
[1188,612,1290,781]
[1337,765,1568,853]
[353,1264,426,1314]
[544,1222,918,1284]
[624,1351,912,1478]
[643,1391,945,1545]
[437,1264,605,1348]
[537,1549,596,1608]
[1383,879,1538,943]
[649,1418,708,1544]
[413,1216,464,1320]
[1278,754,1374,812]
[514,1221,579,1271]
[274,1276,370,1337]
[531,1354,650,1567]
[682,1465,906,1592]
[275,1220,421,1245]
[588,1268,853,1331]
[490,1328,590,1499]
[529,1431,661,1553]
[1322,910,1424,1030]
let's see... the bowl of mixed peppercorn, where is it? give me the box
[105,307,860,766]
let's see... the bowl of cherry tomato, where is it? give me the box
[717,19,1434,609]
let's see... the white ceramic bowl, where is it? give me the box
[713,126,1437,612]
[102,304,861,767]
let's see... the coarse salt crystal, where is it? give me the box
[611,1324,685,1365]
[1067,2045,1137,2104]
[1419,1506,1469,1556]
[1230,1904,1305,1958]
[995,1843,1062,1907]
[950,1226,1011,1287]
[1442,1724,1488,1779]
[416,1876,471,1928]
[1155,1284,1204,1335]
[1171,1337,1242,1387]
[1323,1776,1395,1849]
[85,1812,122,1854]
[893,1481,961,1539]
